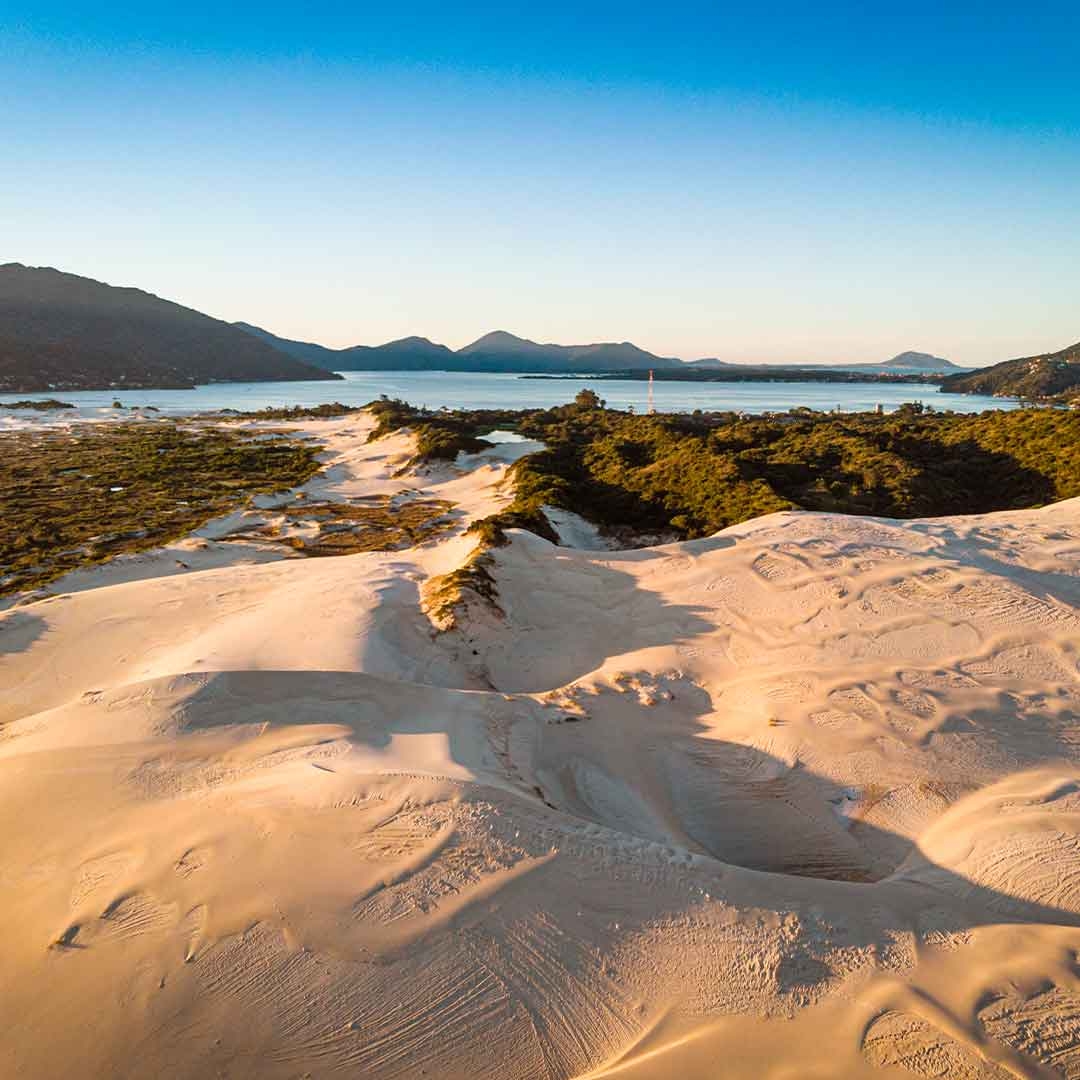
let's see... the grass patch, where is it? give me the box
[0,421,322,595]
[3,399,76,410]
[221,402,364,420]
[423,550,501,630]
[221,496,455,556]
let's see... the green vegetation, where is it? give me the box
[3,399,76,410]
[367,397,522,463]
[423,549,500,630]
[941,340,1080,403]
[222,402,364,420]
[220,496,454,556]
[370,395,1080,547]
[0,422,322,594]
[504,401,1079,539]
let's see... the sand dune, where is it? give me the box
[2,413,1080,1078]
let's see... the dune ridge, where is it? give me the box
[2,413,1080,1078]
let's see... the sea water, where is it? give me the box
[0,370,1014,419]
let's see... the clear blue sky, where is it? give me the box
[3,5,1078,365]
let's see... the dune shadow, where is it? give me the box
[528,671,915,881]
[0,608,48,656]
[69,665,1080,1012]
[481,537,724,692]
[938,527,1080,612]
[519,666,1080,952]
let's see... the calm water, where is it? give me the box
[0,370,1013,419]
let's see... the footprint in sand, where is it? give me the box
[862,1010,1012,1078]
[69,851,136,909]
[751,550,803,583]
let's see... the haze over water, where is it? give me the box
[0,372,1014,419]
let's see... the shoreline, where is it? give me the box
[0,371,1018,420]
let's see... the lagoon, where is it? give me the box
[0,370,1013,418]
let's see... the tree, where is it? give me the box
[574,388,605,410]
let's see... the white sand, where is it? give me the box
[542,504,614,550]
[2,412,1080,1078]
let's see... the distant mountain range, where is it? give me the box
[235,322,967,376]
[236,324,682,373]
[0,265,339,393]
[941,340,1080,401]
[12,262,1058,399]
[233,323,459,372]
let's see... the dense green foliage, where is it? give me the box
[0,422,321,594]
[223,402,363,420]
[942,341,1080,402]
[4,399,75,410]
[370,396,1080,545]
[511,403,1078,538]
[220,496,454,556]
[367,397,522,462]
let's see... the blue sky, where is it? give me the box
[2,5,1078,365]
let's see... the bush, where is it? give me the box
[365,398,1080,543]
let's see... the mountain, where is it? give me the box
[234,323,457,372]
[680,352,961,375]
[0,265,339,393]
[458,331,680,372]
[236,324,464,372]
[339,336,458,371]
[457,330,558,361]
[941,340,1080,401]
[684,357,737,369]
[233,324,680,373]
[232,321,341,368]
[877,351,962,373]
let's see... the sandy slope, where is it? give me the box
[2,414,1080,1079]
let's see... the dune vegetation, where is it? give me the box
[367,396,522,462]
[222,402,364,421]
[3,398,76,410]
[367,393,1080,546]
[217,495,455,557]
[0,422,322,595]
[7,395,1076,604]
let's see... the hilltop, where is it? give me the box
[239,324,681,373]
[343,335,458,370]
[0,265,338,393]
[234,324,967,379]
[457,330,679,372]
[876,350,962,372]
[941,338,1080,402]
[236,322,458,371]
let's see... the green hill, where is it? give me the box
[941,340,1080,402]
[0,265,339,392]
